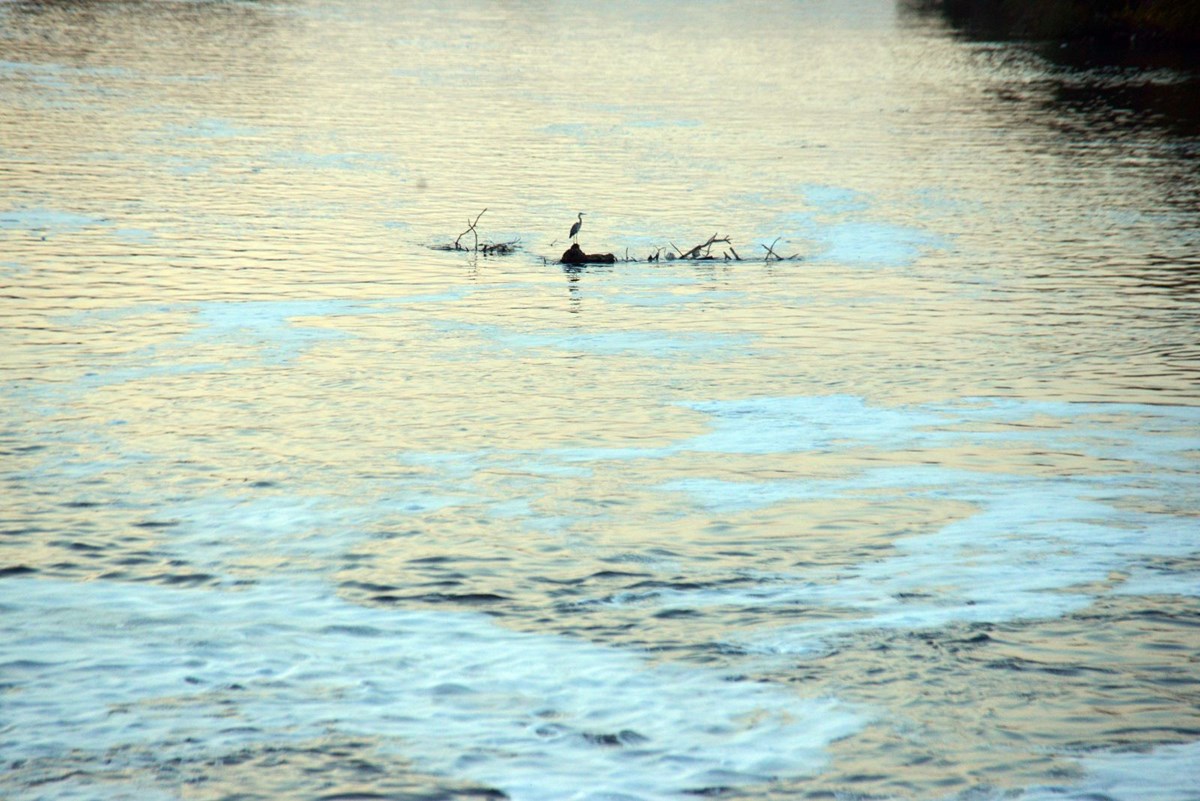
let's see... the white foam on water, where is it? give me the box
[799,184,871,214]
[658,476,826,513]
[640,398,1199,653]
[0,205,107,234]
[6,780,178,801]
[0,578,862,801]
[1109,566,1200,598]
[433,320,754,358]
[174,300,360,363]
[1000,740,1200,801]
[136,486,472,584]
[26,296,473,403]
[816,220,946,266]
[681,395,945,454]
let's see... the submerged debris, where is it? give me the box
[662,233,801,264]
[429,208,522,256]
[429,210,801,264]
[670,233,732,260]
[760,236,800,262]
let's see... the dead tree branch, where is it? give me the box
[453,208,488,252]
[676,233,733,260]
[761,236,783,261]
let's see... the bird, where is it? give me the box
[569,212,584,244]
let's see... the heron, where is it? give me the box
[569,212,584,244]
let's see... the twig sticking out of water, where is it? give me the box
[759,237,802,262]
[430,209,520,255]
[761,237,782,261]
[454,208,488,252]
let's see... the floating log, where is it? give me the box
[560,243,616,265]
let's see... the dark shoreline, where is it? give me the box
[910,0,1200,48]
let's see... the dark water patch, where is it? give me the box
[627,579,728,592]
[587,569,654,580]
[537,569,655,586]
[552,591,661,613]
[982,656,1120,676]
[61,540,106,551]
[213,747,257,767]
[116,554,160,565]
[340,580,400,593]
[581,729,650,747]
[371,529,425,540]
[415,579,467,590]
[134,518,179,529]
[320,624,385,637]
[654,607,703,619]
[61,499,101,508]
[944,631,994,648]
[136,571,218,587]
[5,732,510,801]
[430,682,473,696]
[1127,607,1200,627]
[2,659,54,671]
[1096,726,1200,741]
[405,555,458,565]
[0,564,37,577]
[370,592,511,605]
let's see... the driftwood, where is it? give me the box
[664,234,799,263]
[560,243,615,265]
[587,234,798,265]
[429,208,521,255]
[760,236,800,262]
[455,208,487,251]
[479,240,520,255]
[670,233,733,261]
[428,211,800,264]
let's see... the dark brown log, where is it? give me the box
[560,243,616,265]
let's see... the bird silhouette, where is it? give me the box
[569,212,584,243]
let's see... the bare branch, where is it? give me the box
[761,236,782,261]
[453,208,488,251]
[678,233,732,260]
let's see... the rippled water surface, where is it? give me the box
[2,1,1199,799]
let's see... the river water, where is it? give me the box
[2,1,1198,799]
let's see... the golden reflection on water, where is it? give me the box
[2,1,1199,799]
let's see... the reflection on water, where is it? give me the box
[2,1,1198,800]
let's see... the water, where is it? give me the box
[2,1,1198,799]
